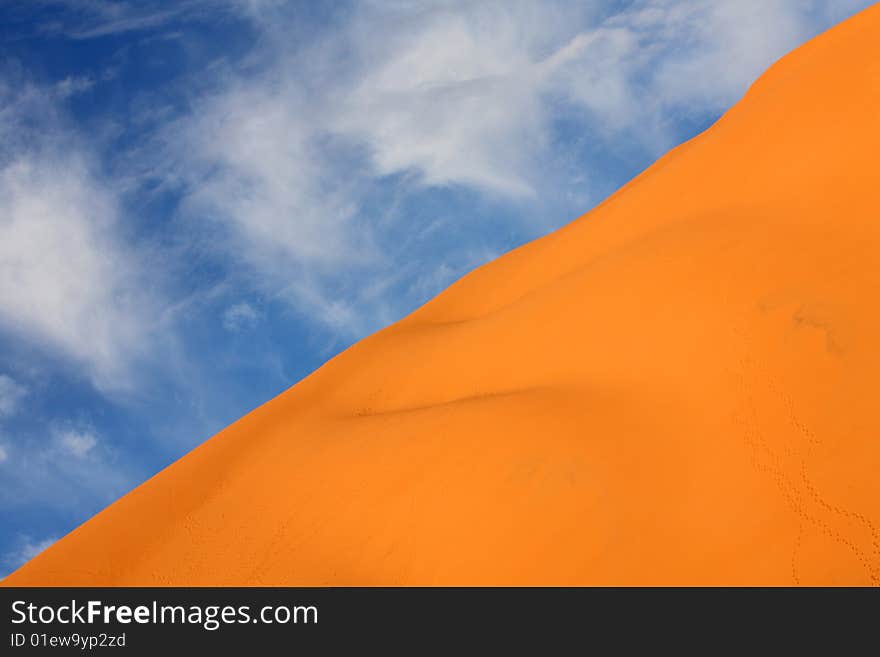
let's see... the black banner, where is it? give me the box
[1,587,874,652]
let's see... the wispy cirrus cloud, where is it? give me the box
[56,429,98,458]
[0,375,27,418]
[3,0,872,392]
[222,302,261,332]
[2,534,57,574]
[0,79,158,391]
[154,0,872,338]
[0,422,131,513]
[3,0,223,40]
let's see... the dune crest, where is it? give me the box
[7,5,880,586]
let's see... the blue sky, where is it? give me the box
[0,0,872,576]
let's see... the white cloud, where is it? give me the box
[4,1,871,354]
[0,375,27,418]
[57,430,98,458]
[222,302,261,332]
[171,84,367,269]
[0,80,155,391]
[0,423,132,515]
[12,0,218,40]
[2,534,57,574]
[327,2,566,198]
[0,444,8,464]
[160,0,869,337]
[635,1,808,110]
[54,75,95,98]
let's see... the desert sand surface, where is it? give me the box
[6,5,880,586]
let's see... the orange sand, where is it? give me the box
[6,5,880,586]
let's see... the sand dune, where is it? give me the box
[6,5,880,586]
